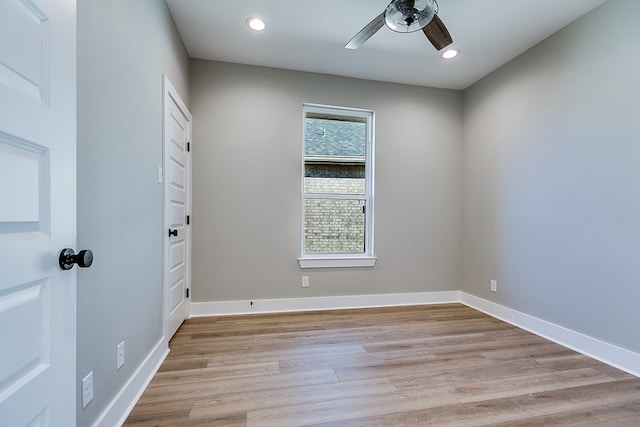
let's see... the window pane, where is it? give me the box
[304,117,366,196]
[304,117,366,158]
[304,199,365,254]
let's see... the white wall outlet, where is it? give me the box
[81,371,94,408]
[490,280,497,293]
[117,341,125,370]
[301,276,309,288]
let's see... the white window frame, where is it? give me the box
[298,103,376,269]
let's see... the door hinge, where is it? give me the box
[187,142,191,152]
[186,215,190,225]
[362,205,366,214]
[186,288,190,298]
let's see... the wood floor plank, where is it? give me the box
[514,378,640,416]
[246,387,459,427]
[312,382,640,427]
[308,399,527,427]
[157,355,210,372]
[489,398,640,426]
[206,343,368,367]
[361,331,491,352]
[278,347,434,374]
[125,400,193,426]
[137,369,339,405]
[335,353,494,382]
[450,367,618,403]
[124,304,640,426]
[535,353,635,379]
[188,378,398,421]
[150,361,280,386]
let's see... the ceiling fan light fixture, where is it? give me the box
[384,0,436,33]
[442,48,459,59]
[344,0,452,51]
[246,17,266,31]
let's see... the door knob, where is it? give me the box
[59,248,94,270]
[168,229,178,237]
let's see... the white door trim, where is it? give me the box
[162,75,192,341]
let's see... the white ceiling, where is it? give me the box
[165,0,608,90]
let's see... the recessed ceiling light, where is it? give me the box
[442,48,459,59]
[246,17,266,31]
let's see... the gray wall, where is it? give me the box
[462,0,640,353]
[190,60,463,301]
[76,0,189,424]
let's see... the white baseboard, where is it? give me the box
[190,291,461,317]
[92,338,169,427]
[460,292,640,378]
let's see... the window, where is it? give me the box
[299,104,376,268]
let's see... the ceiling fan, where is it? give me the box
[345,0,453,51]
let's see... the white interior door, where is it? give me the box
[164,76,192,340]
[0,0,76,425]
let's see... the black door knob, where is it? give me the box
[59,248,94,270]
[168,229,178,237]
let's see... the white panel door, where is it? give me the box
[0,0,76,426]
[164,76,192,339]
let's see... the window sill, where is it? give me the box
[298,256,377,269]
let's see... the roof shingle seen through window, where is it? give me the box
[305,118,365,158]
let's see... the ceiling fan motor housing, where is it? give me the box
[385,0,436,33]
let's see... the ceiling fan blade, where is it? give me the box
[345,12,385,50]
[422,14,453,51]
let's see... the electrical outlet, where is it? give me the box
[490,280,497,293]
[301,276,309,288]
[117,341,125,370]
[81,371,94,408]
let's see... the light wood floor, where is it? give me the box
[125,304,640,426]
